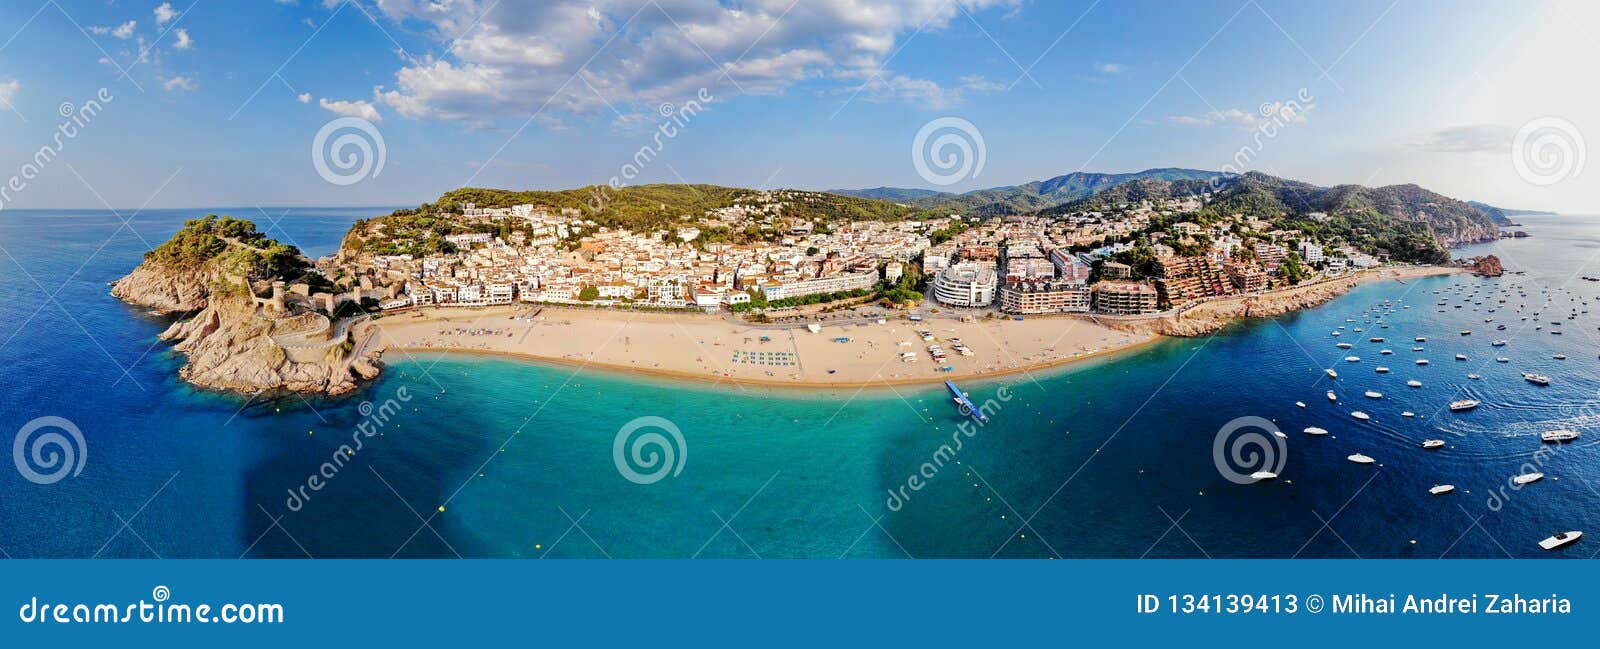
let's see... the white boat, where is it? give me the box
[1412,346,1424,351]
[1541,429,1581,443]
[1336,342,1353,349]
[1492,339,1507,346]
[1554,354,1567,360]
[1523,372,1551,385]
[1347,453,1376,464]
[1250,471,1279,481]
[1364,390,1382,399]
[1402,411,1416,417]
[1415,337,1427,342]
[1429,484,1455,495]
[1344,356,1361,362]
[1539,531,1582,550]
[1325,369,1338,379]
[1326,390,1338,402]
[1513,472,1545,485]
[1468,373,1483,380]
[1494,356,1510,363]
[1304,426,1329,436]
[1415,359,1429,365]
[1455,354,1466,360]
[1449,399,1480,411]
[1351,411,1370,421]
[1295,401,1306,408]
[1421,439,1445,449]
[1407,379,1422,387]
[1380,349,1393,355]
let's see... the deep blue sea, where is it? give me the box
[2,208,1598,558]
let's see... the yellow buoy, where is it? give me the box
[438,505,446,512]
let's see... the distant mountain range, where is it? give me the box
[831,168,1224,215]
[1465,200,1557,226]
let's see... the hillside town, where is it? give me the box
[328,189,1395,321]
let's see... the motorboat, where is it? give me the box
[1468,373,1483,380]
[1541,429,1581,443]
[1554,354,1567,360]
[1429,484,1455,495]
[1336,342,1353,349]
[1523,372,1551,385]
[1295,401,1306,408]
[1364,390,1382,399]
[1415,359,1429,365]
[1326,390,1338,402]
[1455,354,1467,360]
[1539,531,1582,550]
[1495,357,1510,363]
[1325,369,1338,379]
[1421,439,1445,449]
[1250,471,1279,481]
[1401,411,1416,417]
[1492,339,1507,347]
[1347,453,1376,464]
[1449,399,1480,411]
[1351,411,1370,421]
[1407,379,1422,387]
[1344,356,1361,362]
[1375,367,1389,374]
[1304,426,1329,436]
[1513,472,1545,485]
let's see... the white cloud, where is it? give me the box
[369,0,1018,122]
[154,3,178,26]
[1168,108,1259,127]
[162,76,197,91]
[0,79,19,107]
[1407,124,1515,154]
[297,92,312,104]
[172,28,193,50]
[91,20,138,39]
[844,73,1003,110]
[1095,62,1123,74]
[319,97,382,122]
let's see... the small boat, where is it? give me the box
[1380,349,1393,355]
[1326,390,1338,402]
[1364,390,1382,399]
[1468,373,1483,380]
[1523,372,1551,385]
[1429,484,1455,495]
[1369,337,1385,342]
[1513,472,1545,485]
[1541,429,1581,443]
[1401,411,1416,417]
[1460,330,1472,335]
[1325,369,1338,379]
[1415,359,1429,365]
[1250,471,1279,481]
[1344,356,1361,362]
[1539,531,1583,551]
[1336,342,1353,349]
[1421,439,1445,449]
[1415,337,1427,342]
[1412,346,1424,351]
[1449,399,1480,411]
[1304,426,1329,436]
[1455,354,1466,360]
[1351,411,1370,421]
[1495,357,1510,363]
[1295,401,1306,408]
[1407,379,1422,387]
[1347,453,1376,464]
[1554,354,1567,360]
[1491,339,1507,347]
[1375,366,1390,373]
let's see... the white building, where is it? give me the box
[931,263,998,307]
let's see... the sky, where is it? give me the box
[0,0,1595,213]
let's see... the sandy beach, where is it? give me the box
[366,265,1461,389]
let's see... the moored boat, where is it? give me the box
[1347,453,1375,464]
[1513,472,1545,485]
[1421,439,1445,449]
[1449,399,1480,411]
[1539,531,1582,550]
[1429,484,1455,495]
[1541,429,1580,443]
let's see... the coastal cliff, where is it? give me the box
[112,216,367,396]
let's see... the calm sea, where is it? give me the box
[2,208,1597,558]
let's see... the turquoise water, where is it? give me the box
[3,209,1599,558]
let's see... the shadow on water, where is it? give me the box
[236,375,493,558]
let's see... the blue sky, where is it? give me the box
[0,0,1594,212]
